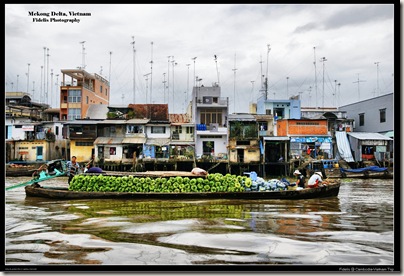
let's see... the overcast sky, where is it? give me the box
[5,3,395,114]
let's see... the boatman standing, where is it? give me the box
[66,156,81,185]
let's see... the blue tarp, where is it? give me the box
[340,166,388,173]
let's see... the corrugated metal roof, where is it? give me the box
[145,138,171,146]
[169,141,195,145]
[348,132,393,141]
[126,118,150,124]
[94,137,123,144]
[98,120,127,124]
[263,136,290,141]
[228,114,256,121]
[63,120,101,125]
[169,114,191,123]
[384,131,394,138]
[122,137,146,144]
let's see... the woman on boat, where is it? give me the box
[293,169,306,188]
[307,171,323,188]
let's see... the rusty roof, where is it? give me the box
[169,113,191,124]
[128,104,169,121]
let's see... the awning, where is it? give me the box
[126,119,150,124]
[335,131,355,162]
[145,138,171,146]
[263,136,290,141]
[384,131,394,138]
[348,132,393,141]
[169,141,195,145]
[94,137,123,145]
[122,137,146,144]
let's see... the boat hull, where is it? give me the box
[25,183,340,200]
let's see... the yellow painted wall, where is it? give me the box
[70,140,94,163]
[14,141,48,161]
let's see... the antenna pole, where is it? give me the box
[265,44,270,100]
[43,47,46,102]
[214,55,220,86]
[374,61,380,96]
[46,48,50,105]
[232,53,237,114]
[131,37,136,104]
[150,41,153,104]
[79,41,86,69]
[286,77,289,99]
[313,46,318,108]
[320,57,327,108]
[26,63,30,93]
[162,73,167,103]
[40,65,43,103]
[259,55,263,89]
[353,73,366,101]
[50,69,53,107]
[192,57,197,88]
[109,51,112,84]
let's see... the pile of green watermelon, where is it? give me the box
[68,173,253,193]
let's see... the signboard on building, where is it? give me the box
[22,125,34,131]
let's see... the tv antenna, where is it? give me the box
[79,41,86,69]
[353,73,366,101]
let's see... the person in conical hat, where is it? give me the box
[293,169,306,188]
[308,171,323,188]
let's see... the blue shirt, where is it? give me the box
[66,161,80,176]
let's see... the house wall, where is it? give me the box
[339,93,393,133]
[277,119,328,136]
[195,136,227,158]
[14,140,49,161]
[70,140,94,162]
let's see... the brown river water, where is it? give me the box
[4,176,397,272]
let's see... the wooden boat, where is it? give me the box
[25,181,340,200]
[6,161,46,177]
[300,159,393,179]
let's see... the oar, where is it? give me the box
[6,178,40,191]
[5,169,66,191]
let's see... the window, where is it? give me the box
[67,108,81,120]
[100,85,103,94]
[174,126,182,134]
[200,108,222,125]
[359,113,364,126]
[127,125,143,134]
[86,96,89,104]
[266,109,272,115]
[151,126,165,133]
[68,89,81,103]
[380,109,386,123]
[76,141,93,146]
[109,147,116,155]
[106,88,108,96]
[186,127,194,134]
[55,126,59,136]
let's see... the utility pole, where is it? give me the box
[286,77,289,99]
[374,61,380,96]
[232,53,237,114]
[334,80,337,107]
[353,73,366,101]
[131,37,136,104]
[259,55,263,89]
[16,74,19,92]
[250,80,255,102]
[337,82,341,108]
[32,81,35,101]
[320,57,327,108]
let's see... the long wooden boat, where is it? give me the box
[6,162,46,177]
[25,182,340,200]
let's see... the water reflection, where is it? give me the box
[5,177,395,266]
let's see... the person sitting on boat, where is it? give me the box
[293,169,306,188]
[307,171,323,188]
[66,156,81,185]
[32,163,48,179]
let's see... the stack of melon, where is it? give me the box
[68,173,253,193]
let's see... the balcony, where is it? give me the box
[196,97,228,107]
